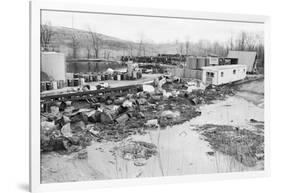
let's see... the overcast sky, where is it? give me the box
[42,10,264,44]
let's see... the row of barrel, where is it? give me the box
[41,71,143,92]
[71,71,142,82]
[41,80,65,92]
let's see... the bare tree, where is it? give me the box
[244,33,257,51]
[137,32,147,56]
[85,42,92,72]
[178,43,184,55]
[70,32,80,59]
[185,39,190,56]
[226,35,234,53]
[40,22,55,51]
[236,31,247,51]
[88,28,103,58]
[128,43,134,57]
[103,50,111,60]
[197,39,211,56]
[85,41,92,59]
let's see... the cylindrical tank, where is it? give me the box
[46,81,53,90]
[40,82,47,92]
[41,52,66,81]
[79,78,85,85]
[51,81,58,90]
[73,78,80,86]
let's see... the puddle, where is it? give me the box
[41,92,264,182]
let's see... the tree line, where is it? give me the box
[40,23,264,66]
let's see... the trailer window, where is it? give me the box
[207,72,214,78]
[221,72,224,77]
[233,69,236,74]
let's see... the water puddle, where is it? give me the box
[41,93,264,182]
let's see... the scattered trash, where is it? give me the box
[100,112,114,124]
[161,110,180,119]
[250,119,264,123]
[197,124,264,167]
[61,123,72,138]
[206,151,215,156]
[77,149,88,159]
[179,131,187,137]
[50,106,60,115]
[115,113,130,124]
[116,141,158,166]
[145,119,159,128]
[40,76,241,156]
[122,100,133,108]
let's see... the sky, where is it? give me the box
[42,10,264,44]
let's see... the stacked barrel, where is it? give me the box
[40,80,66,92]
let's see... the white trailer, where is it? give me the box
[201,64,247,85]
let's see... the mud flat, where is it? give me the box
[41,97,264,182]
[40,79,264,183]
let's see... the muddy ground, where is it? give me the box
[40,78,264,183]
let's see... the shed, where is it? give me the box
[227,51,257,73]
[201,64,247,85]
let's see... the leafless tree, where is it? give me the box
[103,50,111,60]
[185,39,190,56]
[88,28,103,58]
[40,22,55,51]
[70,32,80,59]
[226,35,234,53]
[127,43,134,57]
[179,43,184,55]
[137,32,147,56]
[236,31,247,51]
[85,42,92,59]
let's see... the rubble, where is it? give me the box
[116,141,158,166]
[160,110,180,119]
[100,112,114,124]
[77,149,88,159]
[40,76,239,156]
[61,123,72,138]
[196,124,264,167]
[115,113,130,124]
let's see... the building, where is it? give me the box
[41,52,66,81]
[227,51,257,73]
[201,64,247,85]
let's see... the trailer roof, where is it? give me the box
[201,64,247,71]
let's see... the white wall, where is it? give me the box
[218,66,247,85]
[202,66,247,85]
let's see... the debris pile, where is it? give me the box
[41,76,239,156]
[162,79,236,105]
[116,141,158,166]
[196,124,264,167]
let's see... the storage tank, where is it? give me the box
[41,52,66,81]
[187,57,197,69]
[197,57,206,69]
